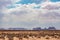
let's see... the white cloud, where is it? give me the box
[11,0,20,4]
[0,1,60,29]
[41,2,60,10]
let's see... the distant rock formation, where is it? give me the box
[48,27,56,30]
[33,27,41,30]
[0,28,5,30]
[8,28,27,30]
[33,27,56,30]
[0,27,56,30]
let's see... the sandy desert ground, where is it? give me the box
[0,30,60,40]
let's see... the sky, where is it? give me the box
[0,0,60,29]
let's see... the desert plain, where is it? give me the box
[0,30,60,40]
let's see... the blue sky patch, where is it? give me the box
[16,0,42,4]
[50,0,60,2]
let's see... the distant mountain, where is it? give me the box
[48,27,56,30]
[0,28,5,30]
[8,28,27,30]
[33,27,56,30]
[33,27,41,30]
[0,27,56,30]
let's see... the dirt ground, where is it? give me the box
[0,30,60,40]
